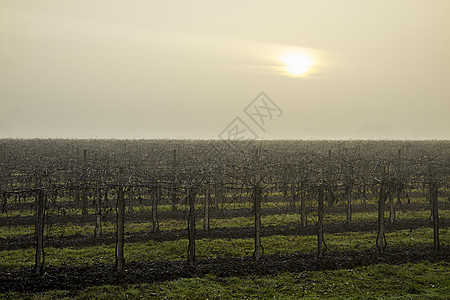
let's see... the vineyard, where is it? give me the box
[1,139,449,297]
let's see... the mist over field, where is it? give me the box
[1,0,449,140]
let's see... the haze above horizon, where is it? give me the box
[1,0,449,140]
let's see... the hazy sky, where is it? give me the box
[1,0,449,139]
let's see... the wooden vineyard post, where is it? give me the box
[253,185,262,262]
[344,150,352,225]
[389,190,395,223]
[152,184,160,232]
[81,189,88,215]
[171,149,177,212]
[81,149,88,215]
[128,187,134,213]
[346,182,352,225]
[0,171,4,213]
[282,172,289,207]
[252,149,263,262]
[362,175,367,206]
[35,189,45,275]
[94,188,102,238]
[214,167,224,211]
[204,183,210,232]
[327,150,334,208]
[396,149,403,208]
[300,187,307,227]
[430,182,439,251]
[283,184,289,206]
[317,184,324,258]
[427,181,433,223]
[290,179,297,210]
[377,178,387,253]
[116,168,125,272]
[74,189,80,212]
[187,187,196,267]
[1,191,5,215]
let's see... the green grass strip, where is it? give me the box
[1,227,447,270]
[1,261,448,299]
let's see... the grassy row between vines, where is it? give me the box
[1,227,448,270]
[1,208,448,238]
[1,195,448,298]
[3,192,440,217]
[2,261,448,299]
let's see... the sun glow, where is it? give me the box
[281,52,314,77]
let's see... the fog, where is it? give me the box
[1,0,449,139]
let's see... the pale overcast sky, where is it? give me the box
[1,0,449,139]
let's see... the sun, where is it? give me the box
[282,52,314,77]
